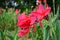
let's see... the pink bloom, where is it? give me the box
[15,9,19,14]
[17,13,31,29]
[29,3,51,28]
[17,28,29,37]
[29,11,37,25]
[17,13,31,37]
[30,16,36,25]
[29,4,51,21]
[36,4,45,14]
[36,3,51,21]
[44,6,51,16]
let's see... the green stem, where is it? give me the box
[1,30,6,40]
[53,0,55,15]
[44,1,47,8]
[43,28,46,40]
[14,27,18,40]
[46,21,57,40]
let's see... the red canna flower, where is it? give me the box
[29,3,51,21]
[17,3,51,37]
[36,3,51,21]
[17,13,31,29]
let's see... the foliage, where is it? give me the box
[0,0,60,40]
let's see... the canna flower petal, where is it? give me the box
[29,11,37,25]
[44,6,51,16]
[36,3,45,14]
[17,13,31,28]
[17,29,29,37]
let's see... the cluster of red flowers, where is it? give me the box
[17,3,51,37]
